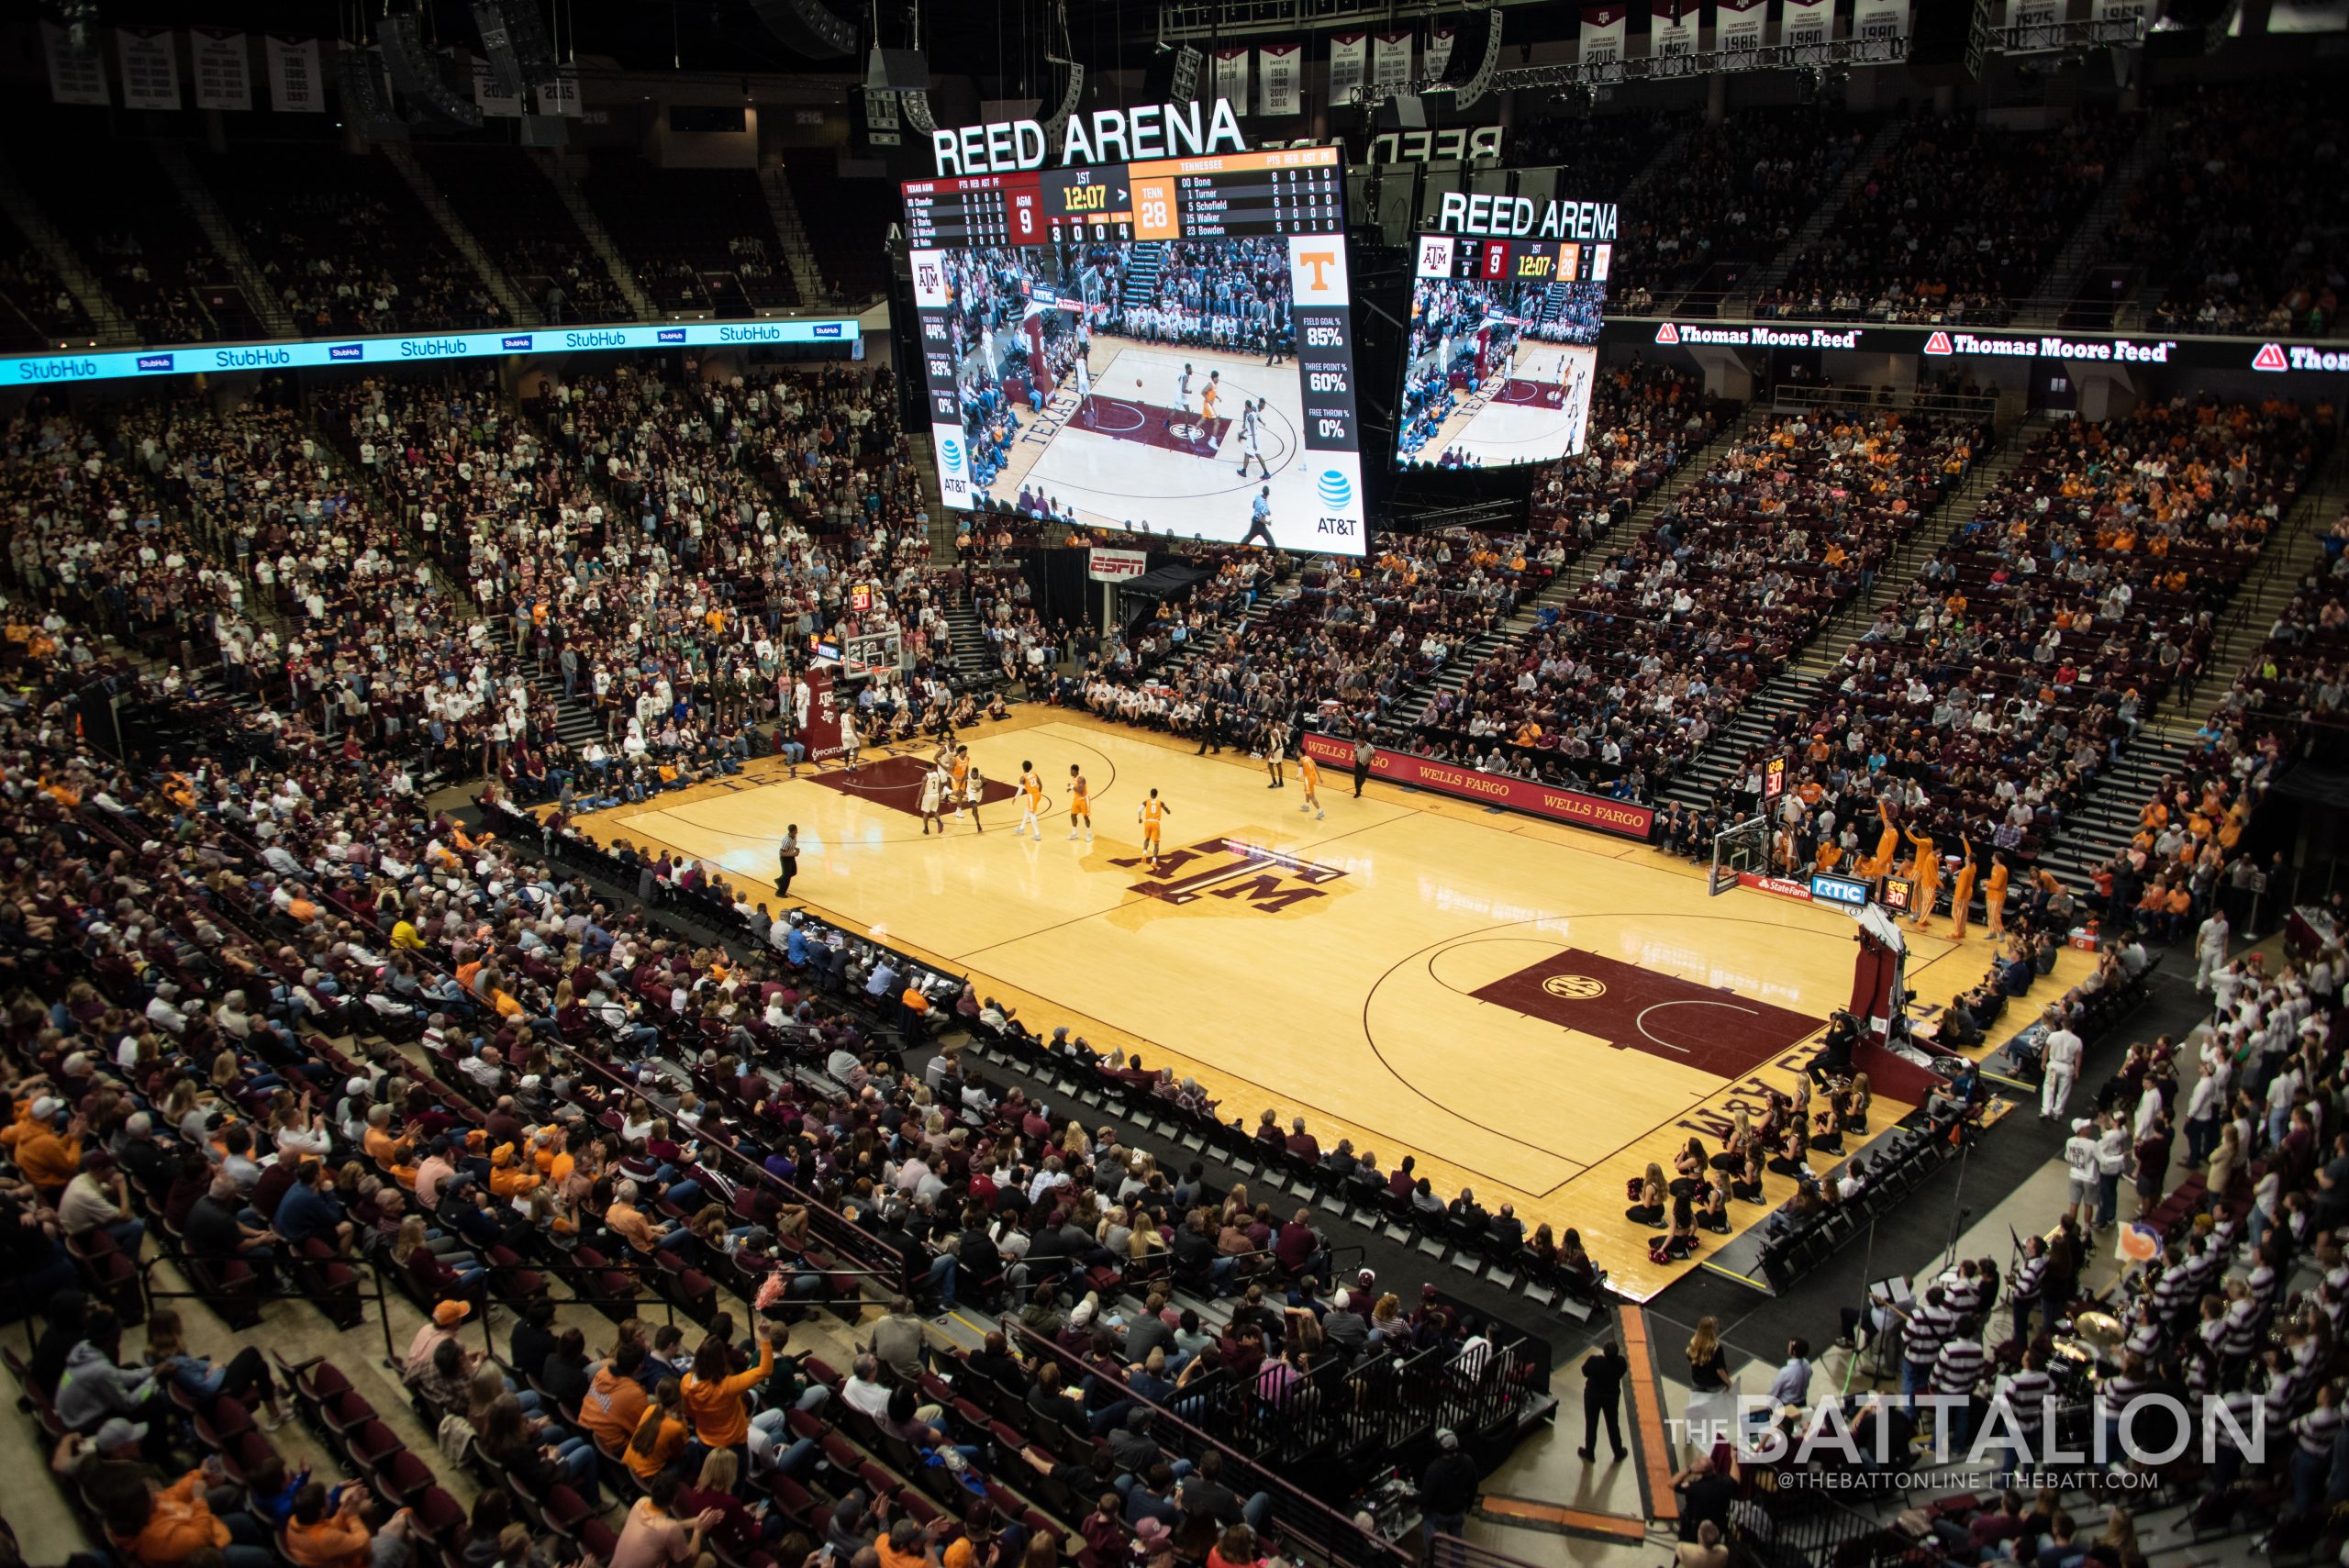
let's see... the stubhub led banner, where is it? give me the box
[6,317,863,387]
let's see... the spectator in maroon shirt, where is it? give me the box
[1282,1118,1320,1162]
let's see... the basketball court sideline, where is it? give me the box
[566,707,2086,1299]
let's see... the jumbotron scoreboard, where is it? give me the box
[901,143,1346,247]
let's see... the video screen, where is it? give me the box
[903,150,1366,553]
[1396,235,1609,471]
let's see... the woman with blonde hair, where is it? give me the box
[1686,1317,1729,1393]
[626,1376,689,1481]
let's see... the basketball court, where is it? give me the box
[1413,340,1598,468]
[565,707,2084,1299]
[987,338,1314,544]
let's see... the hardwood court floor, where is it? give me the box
[573,708,2087,1299]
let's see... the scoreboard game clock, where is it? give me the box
[903,117,1367,553]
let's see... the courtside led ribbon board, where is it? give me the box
[2,317,863,386]
[1299,734,1653,840]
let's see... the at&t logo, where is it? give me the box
[1316,469,1352,508]
[940,436,964,473]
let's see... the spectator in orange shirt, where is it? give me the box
[605,1179,683,1254]
[284,1481,415,1568]
[16,1095,85,1197]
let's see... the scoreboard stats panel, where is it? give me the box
[902,145,1368,553]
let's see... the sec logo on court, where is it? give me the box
[1542,974,1608,1000]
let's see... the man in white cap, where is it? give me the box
[2061,1118,2099,1229]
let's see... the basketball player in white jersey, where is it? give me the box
[1178,362,1196,413]
[839,708,862,776]
[1235,398,1268,478]
[963,757,987,832]
[918,762,949,836]
[1071,351,1094,428]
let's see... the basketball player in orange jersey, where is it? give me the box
[949,745,971,822]
[1138,787,1170,866]
[1066,764,1092,842]
[1017,761,1045,840]
[1903,823,1939,930]
[1297,749,1324,820]
[1945,837,1979,940]
[1983,853,2012,936]
[1866,800,1900,880]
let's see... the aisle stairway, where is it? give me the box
[1118,242,1166,314]
[1388,412,1751,733]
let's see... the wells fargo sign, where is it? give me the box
[1299,734,1653,840]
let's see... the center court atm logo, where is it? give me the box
[1109,836,1350,917]
[1317,469,1353,508]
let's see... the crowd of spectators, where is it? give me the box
[0,242,95,350]
[1614,107,1875,301]
[2118,82,2349,339]
[201,150,507,338]
[1760,115,2140,326]
[1705,397,2315,908]
[0,577,1531,1568]
[1415,403,1981,801]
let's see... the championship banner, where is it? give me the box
[1781,0,1833,48]
[1716,0,1767,56]
[2008,0,2063,50]
[1853,0,1913,42]
[1258,42,1302,116]
[1372,31,1414,91]
[1298,733,1654,840]
[2090,0,2154,22]
[190,29,252,112]
[1328,32,1368,108]
[1650,1,1697,57]
[1087,547,1149,582]
[473,55,524,117]
[43,21,111,106]
[1580,6,1630,64]
[265,36,325,113]
[117,27,183,111]
[1425,24,1456,80]
[534,69,582,117]
[1212,48,1249,113]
